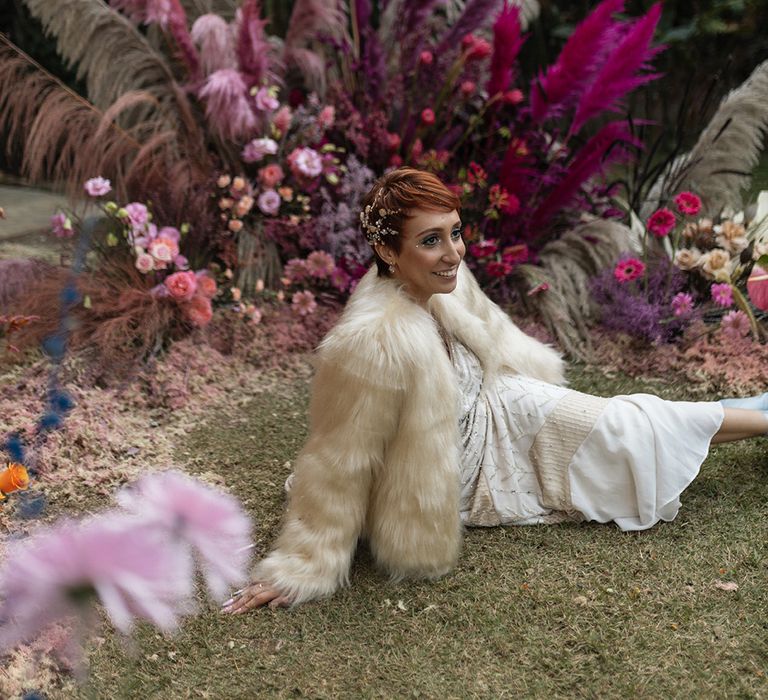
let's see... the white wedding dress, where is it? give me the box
[451,339,724,531]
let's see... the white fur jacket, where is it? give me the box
[253,262,566,604]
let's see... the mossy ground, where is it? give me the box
[64,364,768,700]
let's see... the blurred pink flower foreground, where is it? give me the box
[0,515,193,654]
[116,470,254,600]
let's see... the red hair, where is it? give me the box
[360,168,461,276]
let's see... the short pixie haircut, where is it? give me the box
[360,167,461,277]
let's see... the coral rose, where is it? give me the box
[195,272,218,299]
[258,164,284,189]
[164,271,198,301]
[184,295,213,327]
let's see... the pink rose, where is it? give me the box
[460,81,475,97]
[164,270,198,301]
[419,51,433,66]
[135,252,155,273]
[465,37,491,60]
[84,176,111,196]
[257,189,281,216]
[287,147,323,178]
[183,294,213,327]
[258,163,285,189]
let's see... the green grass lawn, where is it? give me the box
[71,367,767,699]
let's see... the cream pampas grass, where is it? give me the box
[643,58,768,218]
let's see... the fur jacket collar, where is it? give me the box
[254,263,565,604]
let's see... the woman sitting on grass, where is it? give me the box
[222,167,768,613]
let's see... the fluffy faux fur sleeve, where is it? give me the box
[252,346,405,605]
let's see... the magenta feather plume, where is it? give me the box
[191,14,237,75]
[166,0,201,82]
[237,0,272,88]
[530,0,624,122]
[529,121,640,232]
[569,3,664,135]
[486,3,525,97]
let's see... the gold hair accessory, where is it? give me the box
[359,190,400,245]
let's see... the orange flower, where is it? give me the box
[0,463,30,495]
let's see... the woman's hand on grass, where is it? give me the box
[220,581,291,614]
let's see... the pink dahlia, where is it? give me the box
[720,309,751,340]
[613,258,646,283]
[84,177,111,197]
[647,208,676,238]
[710,282,734,308]
[116,471,253,601]
[674,192,702,217]
[306,250,336,278]
[330,267,350,292]
[292,290,317,316]
[284,258,308,283]
[671,292,694,317]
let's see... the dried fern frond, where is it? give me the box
[646,59,768,217]
[514,219,633,358]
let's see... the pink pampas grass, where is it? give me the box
[116,471,254,601]
[192,13,237,75]
[198,69,257,141]
[530,0,624,122]
[486,3,525,98]
[0,515,194,655]
[569,3,663,135]
[237,0,278,88]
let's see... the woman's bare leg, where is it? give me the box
[711,408,768,444]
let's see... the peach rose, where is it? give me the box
[698,248,731,280]
[673,248,701,271]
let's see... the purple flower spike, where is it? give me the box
[116,471,254,601]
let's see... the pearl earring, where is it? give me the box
[388,264,395,274]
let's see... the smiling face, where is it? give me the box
[376,208,465,305]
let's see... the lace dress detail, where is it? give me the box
[451,339,725,531]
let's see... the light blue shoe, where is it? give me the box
[719,392,768,411]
